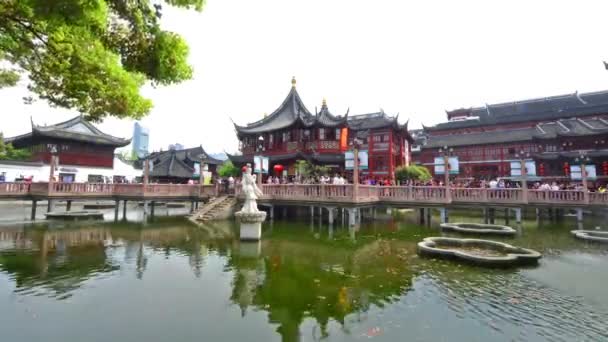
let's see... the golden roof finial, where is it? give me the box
[291,76,296,87]
[263,112,268,117]
[322,98,327,107]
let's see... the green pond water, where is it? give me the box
[1,210,607,342]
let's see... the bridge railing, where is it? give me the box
[259,184,353,200]
[0,182,214,199]
[528,190,585,204]
[0,182,31,195]
[589,192,608,206]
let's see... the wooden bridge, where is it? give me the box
[1,182,606,222]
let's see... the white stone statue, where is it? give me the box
[235,164,267,241]
[239,164,263,213]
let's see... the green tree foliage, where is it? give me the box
[295,160,329,179]
[217,161,240,178]
[0,133,32,160]
[0,0,204,121]
[395,165,432,183]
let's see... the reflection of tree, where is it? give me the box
[228,237,416,342]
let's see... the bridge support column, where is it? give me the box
[576,208,584,222]
[341,208,345,225]
[489,208,496,224]
[326,207,335,225]
[123,200,128,220]
[31,200,37,220]
[426,208,431,226]
[418,208,425,225]
[439,208,448,224]
[269,205,274,220]
[151,201,156,217]
[66,200,72,212]
[372,207,377,220]
[190,201,195,213]
[483,208,489,224]
[282,206,287,218]
[515,208,522,224]
[310,206,314,220]
[114,200,120,221]
[504,208,510,225]
[47,199,55,213]
[347,208,357,227]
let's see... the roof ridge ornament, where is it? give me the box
[291,76,296,88]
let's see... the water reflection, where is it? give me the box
[0,215,607,342]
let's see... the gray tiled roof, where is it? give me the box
[5,115,130,147]
[147,146,222,165]
[149,151,194,179]
[429,90,608,131]
[422,117,608,149]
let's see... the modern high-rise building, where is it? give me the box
[132,122,150,158]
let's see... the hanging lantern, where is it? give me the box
[273,164,284,175]
[241,165,248,173]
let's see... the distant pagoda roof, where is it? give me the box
[427,90,608,131]
[148,146,222,179]
[148,146,223,165]
[233,77,347,135]
[422,117,608,149]
[5,115,130,147]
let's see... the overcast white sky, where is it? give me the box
[2,0,608,154]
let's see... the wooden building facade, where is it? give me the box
[414,91,608,181]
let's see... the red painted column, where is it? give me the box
[389,131,395,180]
[368,131,374,179]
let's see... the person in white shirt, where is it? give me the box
[267,176,273,184]
[488,179,498,189]
[332,174,340,185]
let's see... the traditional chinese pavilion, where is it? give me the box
[4,115,134,182]
[415,90,608,180]
[229,78,414,180]
[147,146,222,184]
[6,115,130,168]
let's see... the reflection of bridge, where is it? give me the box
[1,182,607,222]
[0,182,216,219]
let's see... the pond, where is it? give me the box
[1,209,607,342]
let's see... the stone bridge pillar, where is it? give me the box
[325,207,336,225]
[575,208,584,222]
[439,208,449,224]
[515,208,522,224]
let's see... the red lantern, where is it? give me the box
[241,165,248,173]
[273,164,284,175]
[602,161,608,175]
[563,162,570,176]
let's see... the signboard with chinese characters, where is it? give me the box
[193,162,201,177]
[570,164,597,181]
[510,160,536,177]
[345,150,369,170]
[434,156,459,175]
[254,156,269,174]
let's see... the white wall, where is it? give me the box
[0,157,142,183]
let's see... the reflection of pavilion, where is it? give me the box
[228,236,415,342]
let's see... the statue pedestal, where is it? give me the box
[235,211,267,241]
